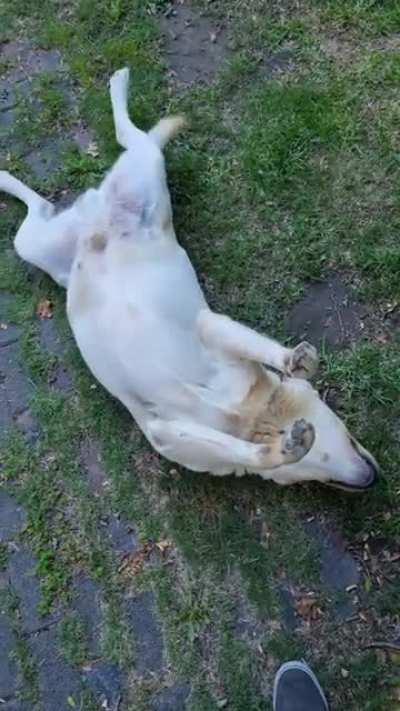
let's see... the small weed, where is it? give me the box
[34,73,69,128]
[0,543,9,570]
[59,612,89,666]
[61,148,109,190]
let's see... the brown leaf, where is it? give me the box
[260,521,272,548]
[384,301,398,316]
[388,552,400,563]
[155,539,172,554]
[86,141,99,158]
[346,584,358,593]
[119,541,154,577]
[36,299,53,319]
[392,686,400,702]
[295,595,322,621]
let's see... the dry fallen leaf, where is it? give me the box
[346,584,358,593]
[392,686,400,702]
[384,301,398,315]
[156,539,172,554]
[260,521,272,548]
[364,577,372,593]
[295,595,322,621]
[86,141,99,158]
[388,552,400,563]
[36,299,53,319]
[119,541,154,576]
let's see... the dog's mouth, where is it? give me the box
[326,478,376,493]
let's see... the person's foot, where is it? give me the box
[273,661,329,711]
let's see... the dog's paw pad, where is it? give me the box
[289,342,319,379]
[282,419,315,462]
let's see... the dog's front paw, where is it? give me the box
[281,419,315,463]
[288,341,319,380]
[255,418,315,469]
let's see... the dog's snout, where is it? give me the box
[344,455,379,491]
[349,436,379,488]
[327,452,379,492]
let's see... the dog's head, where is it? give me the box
[244,373,378,490]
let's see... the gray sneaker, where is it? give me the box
[273,661,329,711]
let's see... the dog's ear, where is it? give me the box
[148,116,186,149]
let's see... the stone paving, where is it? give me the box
[0,39,178,708]
[0,303,190,708]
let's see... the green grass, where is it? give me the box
[0,543,9,570]
[0,587,39,705]
[59,612,89,666]
[315,0,400,35]
[34,73,70,129]
[0,0,399,708]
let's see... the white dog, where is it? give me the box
[0,68,378,489]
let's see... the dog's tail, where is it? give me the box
[148,115,186,149]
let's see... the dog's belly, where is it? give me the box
[69,300,234,418]
[120,245,207,328]
[67,241,239,421]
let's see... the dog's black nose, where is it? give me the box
[360,457,378,488]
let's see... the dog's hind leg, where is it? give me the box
[110,67,185,151]
[109,68,147,150]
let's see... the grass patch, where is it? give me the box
[0,543,9,570]
[59,612,89,666]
